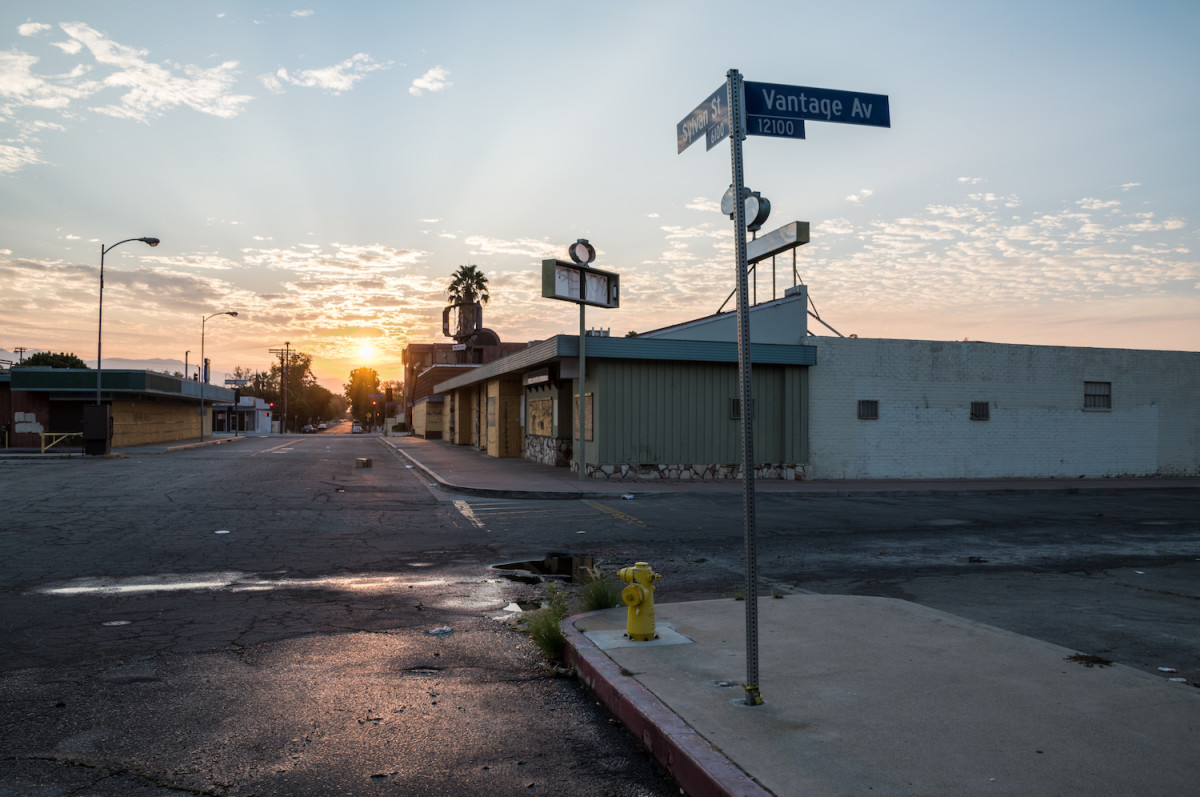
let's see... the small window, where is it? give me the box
[729,398,755,421]
[857,400,879,420]
[1084,381,1112,411]
[970,402,990,421]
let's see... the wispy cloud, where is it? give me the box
[261,53,388,95]
[846,188,874,205]
[685,197,720,213]
[17,22,52,37]
[409,65,451,96]
[463,235,560,259]
[60,22,253,121]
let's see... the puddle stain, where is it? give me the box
[37,573,448,597]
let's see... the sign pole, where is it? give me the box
[578,302,586,482]
[727,68,763,707]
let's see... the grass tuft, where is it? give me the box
[577,566,622,613]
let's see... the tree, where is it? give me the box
[21,351,88,368]
[446,264,489,306]
[344,367,380,422]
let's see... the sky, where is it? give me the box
[2,0,1197,392]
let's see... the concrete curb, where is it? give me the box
[562,612,772,797]
[163,435,250,453]
[382,440,638,500]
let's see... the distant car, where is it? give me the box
[317,422,327,431]
[301,424,315,434]
[352,423,363,434]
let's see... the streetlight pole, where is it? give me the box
[200,310,238,440]
[97,237,159,405]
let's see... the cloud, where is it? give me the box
[18,22,52,37]
[846,188,874,205]
[0,143,43,175]
[463,235,560,259]
[409,65,451,97]
[56,22,254,121]
[685,197,720,213]
[957,177,984,185]
[261,53,388,95]
[291,10,315,17]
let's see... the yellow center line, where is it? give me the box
[585,500,647,527]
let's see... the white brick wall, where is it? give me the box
[807,338,1200,479]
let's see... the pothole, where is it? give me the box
[491,554,595,584]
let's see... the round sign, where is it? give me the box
[569,239,596,265]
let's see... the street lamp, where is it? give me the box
[200,310,238,440]
[97,237,160,405]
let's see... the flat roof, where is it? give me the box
[433,335,817,393]
[7,368,234,402]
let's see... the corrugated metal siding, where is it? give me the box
[595,361,807,465]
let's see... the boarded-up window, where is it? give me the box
[573,393,594,442]
[529,398,553,436]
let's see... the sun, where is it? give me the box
[356,342,375,362]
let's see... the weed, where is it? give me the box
[732,591,745,601]
[577,566,622,613]
[524,582,570,661]
[1065,653,1113,668]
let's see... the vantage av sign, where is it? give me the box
[744,82,890,128]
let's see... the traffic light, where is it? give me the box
[385,386,393,405]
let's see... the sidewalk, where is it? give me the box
[382,434,1200,499]
[388,436,1200,796]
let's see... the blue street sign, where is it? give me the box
[706,115,731,150]
[744,81,890,128]
[677,84,729,153]
[746,114,806,140]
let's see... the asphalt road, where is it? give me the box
[0,435,678,796]
[2,434,1198,795]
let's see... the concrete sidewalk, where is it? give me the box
[566,599,1199,797]
[382,434,1200,499]
[386,436,1200,796]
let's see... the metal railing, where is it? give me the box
[40,432,83,454]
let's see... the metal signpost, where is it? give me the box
[678,69,889,706]
[541,240,620,481]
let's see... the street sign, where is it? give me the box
[705,114,731,150]
[744,81,890,128]
[746,221,810,265]
[541,259,620,309]
[746,114,806,140]
[676,84,728,153]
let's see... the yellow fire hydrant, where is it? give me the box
[618,562,662,640]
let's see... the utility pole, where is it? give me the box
[14,347,27,363]
[268,342,291,433]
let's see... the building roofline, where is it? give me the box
[433,335,817,393]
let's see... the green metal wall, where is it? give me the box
[591,360,808,466]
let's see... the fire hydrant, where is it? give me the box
[618,562,662,640]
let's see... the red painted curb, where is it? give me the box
[562,614,773,797]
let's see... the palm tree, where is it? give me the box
[447,264,489,306]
